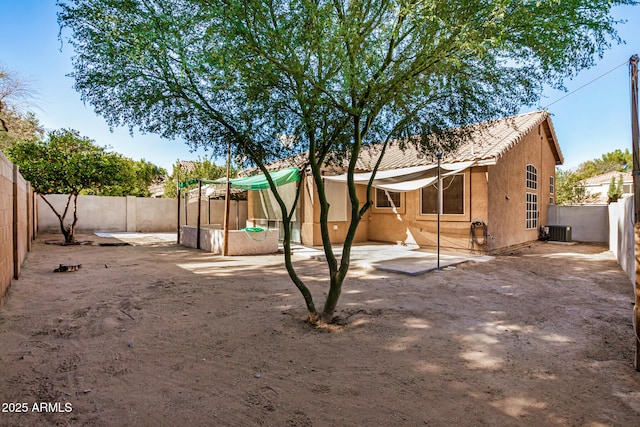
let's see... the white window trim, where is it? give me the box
[526,192,538,230]
[526,164,538,190]
[419,173,466,216]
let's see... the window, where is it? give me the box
[375,188,401,208]
[325,180,348,221]
[549,176,555,195]
[526,164,538,190]
[526,192,538,229]
[421,174,464,215]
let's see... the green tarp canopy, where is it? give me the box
[179,167,299,190]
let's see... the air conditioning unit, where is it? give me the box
[548,225,572,242]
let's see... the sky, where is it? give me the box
[1,1,639,172]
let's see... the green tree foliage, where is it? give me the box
[606,175,624,203]
[58,0,631,323]
[84,157,167,197]
[555,169,597,205]
[8,129,130,243]
[575,148,632,179]
[163,158,230,198]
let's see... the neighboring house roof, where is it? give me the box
[581,171,632,186]
[357,110,562,171]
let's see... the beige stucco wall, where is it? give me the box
[300,179,369,246]
[487,121,558,251]
[366,167,490,251]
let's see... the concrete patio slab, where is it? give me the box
[290,242,493,275]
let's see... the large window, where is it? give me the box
[375,188,401,208]
[526,192,538,229]
[421,174,464,215]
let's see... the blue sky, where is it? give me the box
[1,1,639,172]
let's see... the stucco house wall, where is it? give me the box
[299,180,369,246]
[366,168,488,251]
[246,110,562,253]
[487,122,557,251]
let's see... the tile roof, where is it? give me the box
[582,171,633,186]
[251,110,562,173]
[357,110,562,171]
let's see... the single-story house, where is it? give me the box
[581,171,633,204]
[246,110,563,254]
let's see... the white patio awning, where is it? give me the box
[323,161,474,192]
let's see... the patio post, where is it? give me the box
[437,151,442,270]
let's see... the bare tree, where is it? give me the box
[0,66,42,150]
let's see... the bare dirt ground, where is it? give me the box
[1,233,639,426]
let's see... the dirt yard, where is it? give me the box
[0,234,639,426]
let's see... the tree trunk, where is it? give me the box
[39,193,77,244]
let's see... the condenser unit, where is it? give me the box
[548,225,572,242]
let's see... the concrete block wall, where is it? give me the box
[546,204,609,243]
[37,194,250,234]
[0,151,35,308]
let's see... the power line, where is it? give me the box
[544,60,627,109]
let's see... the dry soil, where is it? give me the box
[0,234,639,426]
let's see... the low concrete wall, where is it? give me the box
[38,194,178,233]
[1,151,35,308]
[546,205,609,243]
[180,226,278,255]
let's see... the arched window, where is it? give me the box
[526,164,537,190]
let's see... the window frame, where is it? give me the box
[526,192,538,230]
[375,188,402,209]
[419,173,466,216]
[526,164,538,190]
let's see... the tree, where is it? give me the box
[84,157,167,197]
[0,67,43,151]
[58,0,630,323]
[576,148,632,179]
[555,169,598,205]
[8,129,129,244]
[607,175,624,204]
[163,158,230,198]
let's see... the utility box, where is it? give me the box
[548,225,572,242]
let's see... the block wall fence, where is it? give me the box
[0,151,35,308]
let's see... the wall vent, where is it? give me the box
[548,225,572,242]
